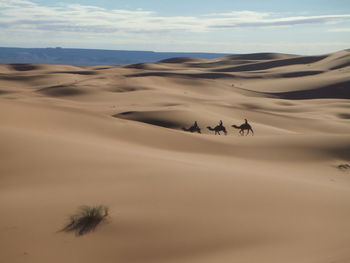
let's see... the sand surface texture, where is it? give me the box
[1,50,350,263]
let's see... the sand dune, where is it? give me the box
[1,50,350,263]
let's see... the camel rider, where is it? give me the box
[192,121,199,129]
[219,120,223,127]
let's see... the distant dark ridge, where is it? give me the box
[159,57,205,63]
[214,55,328,72]
[0,47,231,66]
[225,52,298,61]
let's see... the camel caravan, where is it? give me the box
[182,119,254,136]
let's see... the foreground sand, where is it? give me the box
[1,50,350,263]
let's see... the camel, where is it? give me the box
[207,125,227,135]
[182,121,201,133]
[182,126,201,133]
[232,119,254,136]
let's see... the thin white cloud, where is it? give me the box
[0,0,34,7]
[208,14,350,28]
[0,0,349,35]
[328,27,350,32]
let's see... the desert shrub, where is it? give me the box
[61,205,109,236]
[337,163,350,171]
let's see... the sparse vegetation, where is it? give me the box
[337,163,350,171]
[61,205,109,236]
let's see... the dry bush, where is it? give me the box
[61,205,109,236]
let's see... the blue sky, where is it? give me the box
[0,0,349,54]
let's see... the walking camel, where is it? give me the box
[207,120,227,135]
[232,119,254,136]
[182,121,201,133]
[182,126,201,133]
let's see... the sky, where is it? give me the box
[0,0,349,54]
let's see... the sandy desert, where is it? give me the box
[1,50,350,263]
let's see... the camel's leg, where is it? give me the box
[250,128,254,135]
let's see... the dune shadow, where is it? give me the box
[125,72,235,79]
[0,90,13,95]
[113,111,183,129]
[240,103,262,110]
[9,64,39,71]
[38,84,86,97]
[267,80,350,100]
[110,86,151,93]
[330,61,350,70]
[0,75,42,81]
[51,71,98,75]
[93,66,112,70]
[278,71,324,78]
[337,113,350,119]
[275,101,296,106]
[124,63,155,70]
